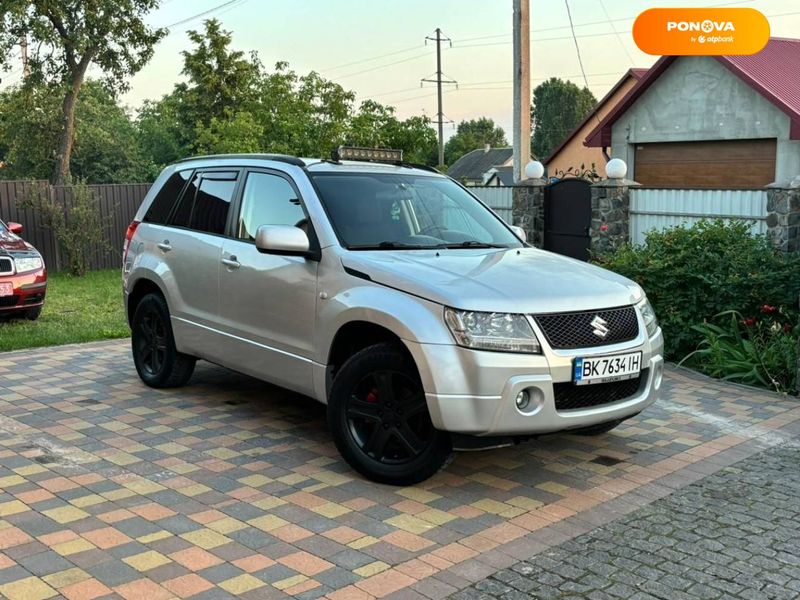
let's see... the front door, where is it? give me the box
[218,169,318,396]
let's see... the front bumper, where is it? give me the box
[0,270,47,313]
[406,326,664,436]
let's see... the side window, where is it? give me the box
[143,170,190,224]
[169,171,237,235]
[237,172,306,241]
[170,173,200,228]
[191,173,237,235]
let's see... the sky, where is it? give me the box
[4,0,800,143]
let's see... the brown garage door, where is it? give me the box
[633,139,776,188]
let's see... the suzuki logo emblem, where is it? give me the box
[590,315,610,339]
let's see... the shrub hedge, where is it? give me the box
[595,220,800,361]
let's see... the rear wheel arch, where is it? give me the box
[127,278,167,327]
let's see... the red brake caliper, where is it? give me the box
[366,388,379,403]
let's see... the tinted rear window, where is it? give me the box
[169,171,238,235]
[144,170,191,224]
[191,174,237,235]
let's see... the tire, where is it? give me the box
[573,418,624,436]
[24,306,42,321]
[131,293,195,388]
[327,343,452,485]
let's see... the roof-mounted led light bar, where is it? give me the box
[332,146,404,164]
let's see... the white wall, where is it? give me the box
[610,56,799,184]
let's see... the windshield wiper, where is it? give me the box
[348,241,446,250]
[443,241,508,249]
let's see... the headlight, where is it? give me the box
[444,308,541,353]
[14,256,43,273]
[637,297,659,337]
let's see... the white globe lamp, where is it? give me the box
[606,158,627,180]
[524,160,545,180]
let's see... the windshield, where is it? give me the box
[310,173,522,250]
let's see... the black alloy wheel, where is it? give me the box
[131,293,195,388]
[328,343,451,485]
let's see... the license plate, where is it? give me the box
[573,352,642,386]
[0,282,12,297]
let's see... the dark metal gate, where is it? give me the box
[543,178,592,261]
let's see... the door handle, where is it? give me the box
[221,256,240,269]
[157,240,172,252]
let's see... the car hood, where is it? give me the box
[0,229,33,253]
[341,247,641,314]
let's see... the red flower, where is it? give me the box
[742,318,756,327]
[760,304,777,314]
[599,223,609,232]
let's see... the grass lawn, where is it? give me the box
[0,269,129,352]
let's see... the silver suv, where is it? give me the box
[123,149,663,485]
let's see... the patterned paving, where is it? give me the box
[0,339,798,600]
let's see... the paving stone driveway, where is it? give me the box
[455,445,800,600]
[0,339,798,600]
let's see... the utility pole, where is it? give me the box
[513,0,531,181]
[19,34,29,79]
[422,28,456,167]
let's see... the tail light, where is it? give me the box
[123,220,140,264]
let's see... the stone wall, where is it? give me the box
[511,179,546,248]
[589,179,638,256]
[766,186,800,253]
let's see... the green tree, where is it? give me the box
[531,78,596,159]
[0,81,149,183]
[443,118,507,167]
[177,19,262,135]
[348,100,437,164]
[258,62,355,157]
[0,0,165,184]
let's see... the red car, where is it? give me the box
[0,219,46,320]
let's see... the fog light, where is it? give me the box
[515,390,530,410]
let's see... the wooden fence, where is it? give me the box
[0,180,150,272]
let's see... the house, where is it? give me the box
[483,165,514,186]
[544,68,648,179]
[584,37,800,188]
[447,146,513,186]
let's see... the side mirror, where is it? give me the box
[255,224,310,256]
[510,225,527,243]
[7,222,22,235]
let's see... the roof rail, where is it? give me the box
[401,162,441,174]
[174,154,306,167]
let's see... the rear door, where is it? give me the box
[161,169,240,358]
[216,169,318,395]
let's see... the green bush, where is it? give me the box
[595,220,800,360]
[681,310,797,395]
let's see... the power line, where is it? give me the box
[564,0,589,89]
[164,0,245,28]
[598,0,635,65]
[335,51,431,80]
[322,44,426,73]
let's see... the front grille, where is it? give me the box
[534,306,639,349]
[0,257,12,275]
[554,369,648,411]
[0,295,19,308]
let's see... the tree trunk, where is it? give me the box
[50,64,89,185]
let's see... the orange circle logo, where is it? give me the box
[633,8,770,55]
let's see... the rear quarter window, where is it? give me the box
[143,170,191,224]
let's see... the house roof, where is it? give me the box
[543,68,647,165]
[485,165,514,186]
[585,37,800,147]
[447,147,513,181]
